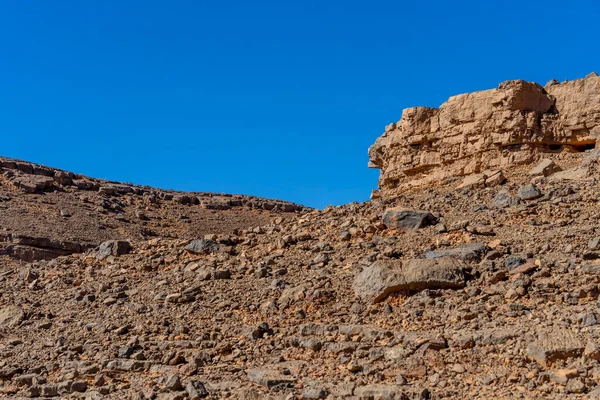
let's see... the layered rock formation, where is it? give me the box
[369,72,600,195]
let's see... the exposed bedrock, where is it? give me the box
[369,72,600,195]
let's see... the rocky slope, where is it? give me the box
[0,156,305,262]
[2,74,600,399]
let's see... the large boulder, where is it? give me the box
[382,208,437,231]
[517,184,543,200]
[402,258,466,291]
[353,257,465,303]
[424,242,489,263]
[352,260,405,303]
[11,175,55,193]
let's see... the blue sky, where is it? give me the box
[1,1,598,208]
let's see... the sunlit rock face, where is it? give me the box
[369,73,600,195]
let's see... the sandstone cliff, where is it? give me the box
[369,72,600,195]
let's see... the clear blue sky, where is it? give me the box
[1,1,598,208]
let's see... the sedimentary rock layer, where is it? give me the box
[369,73,600,194]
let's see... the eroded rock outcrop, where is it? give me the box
[369,73,600,195]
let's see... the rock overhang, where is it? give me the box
[369,72,600,196]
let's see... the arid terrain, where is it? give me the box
[2,73,600,399]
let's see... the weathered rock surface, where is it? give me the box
[527,329,585,367]
[517,184,543,200]
[493,190,520,208]
[353,257,465,302]
[369,73,600,195]
[382,207,437,231]
[184,239,217,255]
[96,240,132,260]
[0,305,24,328]
[424,242,489,263]
[530,158,562,177]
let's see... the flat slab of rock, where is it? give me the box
[526,329,584,367]
[382,208,437,231]
[458,173,486,189]
[458,170,506,189]
[424,242,489,263]
[530,159,562,177]
[11,175,55,193]
[354,384,405,399]
[246,366,296,389]
[403,258,466,291]
[353,257,465,303]
[105,359,152,372]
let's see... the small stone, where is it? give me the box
[451,363,466,373]
[302,386,328,399]
[0,306,24,328]
[585,341,600,360]
[186,380,209,399]
[550,369,579,385]
[96,240,131,260]
[566,378,586,394]
[94,374,106,387]
[424,242,489,263]
[40,384,58,397]
[589,237,600,251]
[246,366,296,389]
[71,381,87,393]
[212,269,231,280]
[346,360,363,373]
[580,312,598,327]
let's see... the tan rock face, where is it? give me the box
[369,73,600,195]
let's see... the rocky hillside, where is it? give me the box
[0,156,305,262]
[2,74,600,399]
